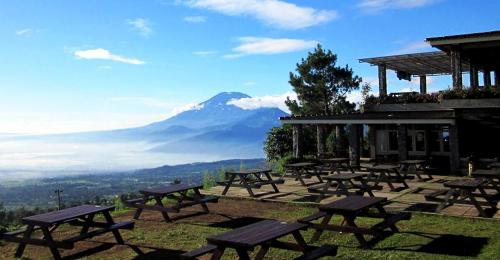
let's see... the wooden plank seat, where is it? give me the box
[472,169,500,192]
[293,245,338,260]
[285,162,324,186]
[399,160,433,181]
[308,173,375,202]
[125,183,218,223]
[3,205,131,260]
[184,219,336,260]
[430,178,498,217]
[220,169,283,197]
[367,165,409,191]
[300,196,411,248]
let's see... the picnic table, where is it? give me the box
[219,169,284,197]
[181,219,337,260]
[425,178,498,217]
[366,164,409,191]
[123,183,218,222]
[308,173,375,202]
[299,196,411,248]
[1,205,134,260]
[285,162,325,186]
[399,160,433,180]
[319,158,355,174]
[489,162,500,169]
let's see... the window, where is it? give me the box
[376,130,398,154]
[407,128,426,154]
[430,127,450,153]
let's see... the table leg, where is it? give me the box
[316,180,331,202]
[381,171,396,191]
[292,230,309,253]
[255,244,270,260]
[102,211,125,244]
[154,196,172,222]
[264,172,280,193]
[436,189,455,212]
[311,213,332,242]
[41,226,62,260]
[464,189,488,217]
[394,169,409,188]
[359,178,375,197]
[134,195,150,220]
[80,213,95,234]
[235,249,251,260]
[239,174,256,197]
[14,224,34,258]
[210,246,225,260]
[221,174,236,195]
[296,168,307,186]
[193,187,210,212]
[374,204,398,232]
[343,215,368,248]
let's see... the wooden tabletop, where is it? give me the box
[368,164,399,170]
[444,179,486,189]
[324,173,368,181]
[22,205,114,226]
[207,220,307,249]
[472,169,500,177]
[225,169,272,175]
[489,162,500,168]
[319,196,386,213]
[140,183,203,196]
[400,160,425,164]
[320,158,350,163]
[285,162,317,168]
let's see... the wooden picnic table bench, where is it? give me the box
[298,196,411,248]
[1,205,134,260]
[319,158,355,174]
[308,173,375,202]
[181,219,337,260]
[219,169,284,197]
[123,183,218,222]
[472,169,500,191]
[367,164,409,191]
[399,160,433,181]
[489,162,500,169]
[285,162,325,186]
[425,178,498,218]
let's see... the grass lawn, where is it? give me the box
[0,198,499,259]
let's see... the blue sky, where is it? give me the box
[1,0,499,134]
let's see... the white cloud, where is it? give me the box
[109,97,204,117]
[184,16,207,23]
[357,0,438,13]
[127,18,153,37]
[182,0,337,30]
[16,28,37,37]
[224,37,318,58]
[74,48,145,65]
[390,41,433,55]
[227,92,296,112]
[193,50,218,57]
[243,81,256,86]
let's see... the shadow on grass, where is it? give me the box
[372,232,488,257]
[404,203,439,213]
[293,195,321,202]
[208,216,268,229]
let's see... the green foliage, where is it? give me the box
[218,166,227,181]
[264,126,293,161]
[202,170,216,190]
[285,44,361,116]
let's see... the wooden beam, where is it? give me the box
[397,125,408,161]
[450,49,462,90]
[419,75,427,94]
[368,125,377,159]
[293,124,303,159]
[469,65,479,89]
[484,70,492,88]
[449,124,460,174]
[348,124,361,167]
[495,70,500,87]
[378,64,387,97]
[316,125,326,156]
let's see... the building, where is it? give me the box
[280,30,500,174]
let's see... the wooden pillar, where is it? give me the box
[368,125,377,159]
[335,125,346,157]
[495,70,500,87]
[348,124,361,167]
[378,64,387,97]
[470,65,479,89]
[450,49,462,90]
[397,125,408,161]
[292,124,303,159]
[316,125,326,156]
[484,70,492,88]
[419,75,427,94]
[449,123,460,174]
[424,126,432,158]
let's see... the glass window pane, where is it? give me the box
[430,131,440,151]
[442,128,450,152]
[415,131,425,151]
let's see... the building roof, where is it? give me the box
[359,51,470,76]
[426,30,500,45]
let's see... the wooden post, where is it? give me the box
[335,125,346,157]
[495,70,500,87]
[484,70,492,88]
[292,124,303,159]
[469,65,479,89]
[348,124,361,167]
[368,125,376,159]
[419,75,427,94]
[378,64,387,97]
[450,49,462,90]
[397,125,408,161]
[449,123,460,174]
[316,125,326,156]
